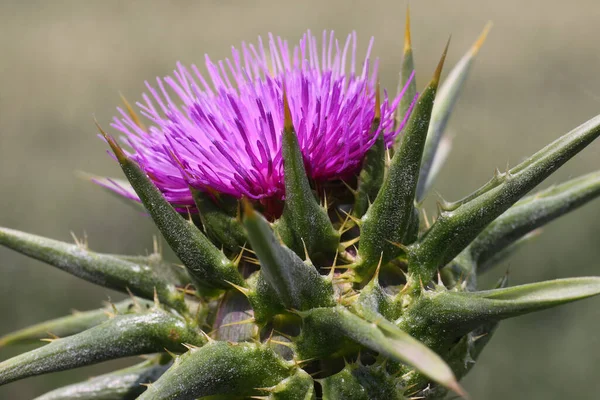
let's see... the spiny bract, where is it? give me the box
[2,14,600,400]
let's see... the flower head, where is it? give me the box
[105,30,414,206]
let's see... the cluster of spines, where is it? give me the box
[1,10,600,400]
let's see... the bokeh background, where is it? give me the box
[1,1,600,398]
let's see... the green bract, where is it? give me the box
[2,14,600,400]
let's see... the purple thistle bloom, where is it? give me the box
[105,30,415,206]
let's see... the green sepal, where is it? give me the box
[417,24,492,201]
[137,342,293,400]
[100,132,245,291]
[267,369,316,400]
[294,306,463,396]
[356,42,449,281]
[244,203,335,311]
[0,298,152,347]
[468,170,600,269]
[353,91,384,218]
[191,187,247,253]
[409,114,600,284]
[0,309,205,386]
[0,227,186,312]
[399,277,600,352]
[321,362,405,400]
[274,98,340,258]
[33,356,170,400]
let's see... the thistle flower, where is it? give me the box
[2,15,600,400]
[105,30,414,206]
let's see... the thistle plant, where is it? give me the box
[2,13,600,400]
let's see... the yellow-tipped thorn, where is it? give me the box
[153,287,160,308]
[241,197,255,219]
[119,92,147,131]
[404,5,412,54]
[432,37,451,88]
[40,338,58,343]
[125,287,141,311]
[152,235,162,256]
[340,179,358,196]
[327,249,340,280]
[471,22,493,56]
[282,84,294,133]
[108,299,119,315]
[340,208,362,226]
[219,317,255,328]
[225,280,250,297]
[242,255,261,265]
[95,119,127,163]
[199,330,214,343]
[232,243,248,267]
[386,239,409,253]
[182,342,199,351]
[269,339,293,348]
[46,331,60,340]
[300,238,312,264]
[340,236,361,250]
[177,283,197,296]
[322,190,330,210]
[421,208,431,230]
[163,347,178,360]
[295,357,317,366]
[373,252,384,282]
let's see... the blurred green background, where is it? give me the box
[1,0,599,398]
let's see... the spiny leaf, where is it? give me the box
[409,114,600,284]
[353,84,384,218]
[0,227,186,312]
[417,23,492,201]
[243,201,335,311]
[356,41,449,280]
[137,342,292,400]
[275,93,340,258]
[401,277,600,348]
[0,298,152,347]
[99,129,245,291]
[295,307,465,397]
[0,310,205,386]
[468,170,600,268]
[33,356,170,400]
[191,187,247,253]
